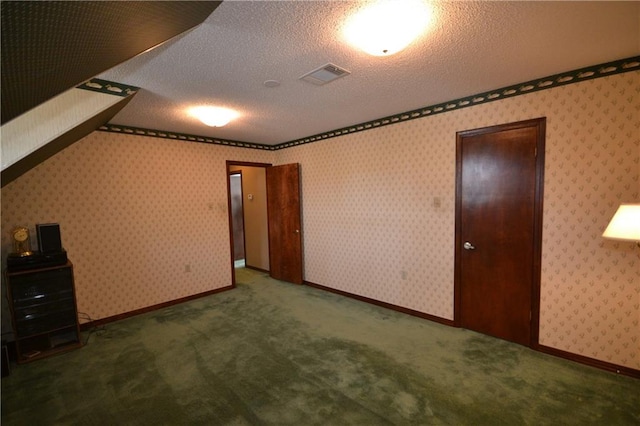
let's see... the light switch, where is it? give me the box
[248,194,254,201]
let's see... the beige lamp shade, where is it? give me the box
[602,203,640,242]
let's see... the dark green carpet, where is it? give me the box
[2,268,638,425]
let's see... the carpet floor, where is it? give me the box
[2,268,638,425]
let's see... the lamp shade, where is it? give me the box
[602,203,640,242]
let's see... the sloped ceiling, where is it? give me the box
[1,1,221,124]
[1,1,220,186]
[97,1,640,146]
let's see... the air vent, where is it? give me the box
[299,63,351,86]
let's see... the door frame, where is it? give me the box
[226,161,272,287]
[453,117,546,348]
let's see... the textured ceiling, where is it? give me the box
[1,1,221,124]
[94,1,637,146]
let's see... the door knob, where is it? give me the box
[463,241,475,250]
[295,229,300,234]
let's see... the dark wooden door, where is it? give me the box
[455,118,545,346]
[266,163,303,284]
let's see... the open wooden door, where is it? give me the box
[266,163,303,284]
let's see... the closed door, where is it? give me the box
[266,163,303,284]
[455,118,545,346]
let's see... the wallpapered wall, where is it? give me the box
[276,71,639,370]
[1,71,638,370]
[1,134,273,325]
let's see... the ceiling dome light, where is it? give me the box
[189,106,239,127]
[264,79,281,88]
[343,0,433,56]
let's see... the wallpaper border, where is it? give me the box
[77,78,140,97]
[97,124,275,150]
[99,56,639,150]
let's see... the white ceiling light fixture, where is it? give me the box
[343,0,433,56]
[264,79,281,88]
[189,106,239,127]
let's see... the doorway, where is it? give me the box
[454,118,545,347]
[226,162,271,285]
[226,161,304,286]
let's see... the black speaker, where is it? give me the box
[36,223,62,253]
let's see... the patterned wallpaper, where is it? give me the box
[1,133,273,323]
[1,71,638,371]
[276,71,639,370]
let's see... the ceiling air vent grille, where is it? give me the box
[300,63,351,86]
